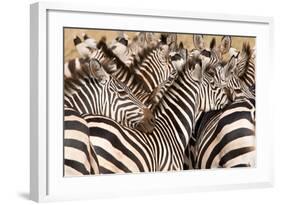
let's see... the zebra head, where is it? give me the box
[109,39,128,61]
[214,54,255,101]
[219,36,232,56]
[132,43,179,109]
[94,36,178,112]
[236,43,254,76]
[170,41,188,72]
[190,37,219,72]
[190,37,253,102]
[133,34,181,93]
[218,36,240,61]
[193,34,205,51]
[186,56,231,112]
[64,58,155,133]
[116,31,129,46]
[191,36,236,69]
[89,59,155,133]
[136,32,159,49]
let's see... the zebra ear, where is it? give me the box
[224,55,236,78]
[169,42,178,52]
[89,59,110,83]
[242,42,252,59]
[145,32,154,43]
[166,33,176,44]
[167,33,177,51]
[179,41,184,50]
[179,42,187,61]
[138,32,146,44]
[160,33,168,44]
[210,37,216,51]
[220,36,232,55]
[193,34,204,50]
[191,63,203,82]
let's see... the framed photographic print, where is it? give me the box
[30,2,274,202]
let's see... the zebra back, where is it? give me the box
[187,98,255,169]
[64,107,100,176]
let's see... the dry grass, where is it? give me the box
[64,28,255,62]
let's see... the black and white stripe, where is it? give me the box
[83,58,230,173]
[186,98,255,169]
[66,35,180,111]
[64,107,100,176]
[64,32,256,174]
[64,58,155,133]
[185,42,256,169]
[236,42,255,91]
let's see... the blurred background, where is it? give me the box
[64,28,256,62]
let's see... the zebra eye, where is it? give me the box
[117,89,129,96]
[234,88,242,93]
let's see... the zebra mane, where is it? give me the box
[239,42,253,77]
[96,37,129,73]
[121,33,168,69]
[130,45,159,67]
[64,61,94,95]
[96,36,153,92]
[210,38,216,50]
[242,42,252,56]
[160,34,167,44]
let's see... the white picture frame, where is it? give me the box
[30,2,274,202]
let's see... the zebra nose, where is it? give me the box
[136,108,155,134]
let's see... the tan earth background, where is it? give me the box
[64,28,256,62]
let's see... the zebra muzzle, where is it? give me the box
[136,108,155,134]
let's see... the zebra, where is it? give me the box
[191,35,254,101]
[109,32,159,67]
[191,35,239,72]
[191,36,220,73]
[96,36,176,92]
[179,36,246,169]
[65,33,179,175]
[188,36,233,125]
[82,33,97,49]
[206,41,255,100]
[108,32,132,67]
[66,34,180,111]
[65,31,254,175]
[100,34,182,110]
[186,98,255,169]
[184,42,256,169]
[235,42,255,92]
[73,35,92,59]
[110,32,177,67]
[64,107,100,176]
[64,56,160,175]
[83,54,231,174]
[169,42,188,72]
[207,55,255,101]
[64,57,155,133]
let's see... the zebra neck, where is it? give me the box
[152,72,199,149]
